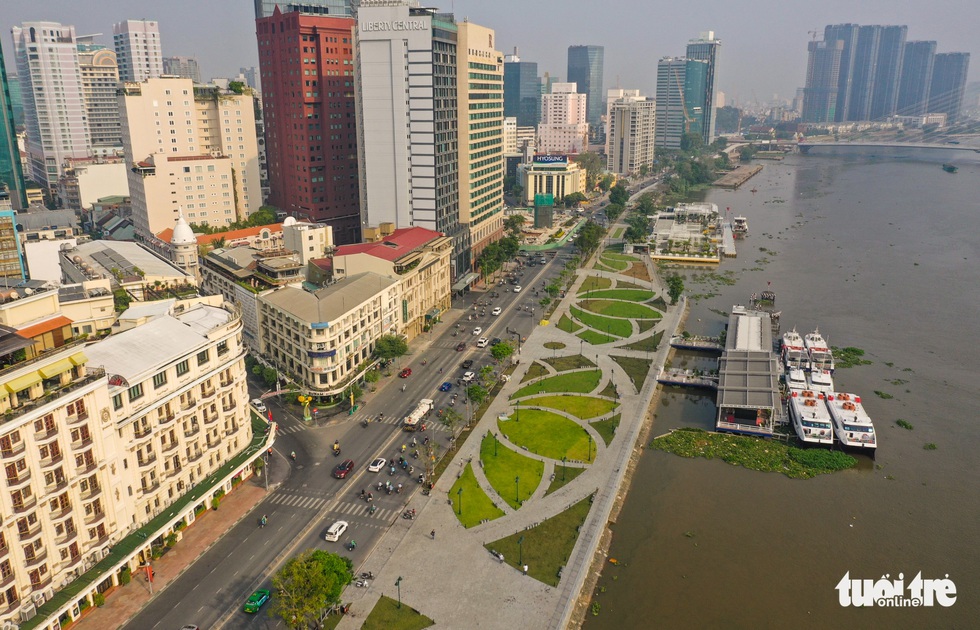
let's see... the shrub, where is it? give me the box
[93,593,106,608]
[119,567,132,585]
[787,448,855,471]
[165,533,178,548]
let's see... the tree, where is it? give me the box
[635,192,656,215]
[271,549,353,629]
[680,132,704,154]
[228,81,246,95]
[624,213,651,243]
[604,203,625,222]
[491,341,514,362]
[504,214,525,237]
[441,407,464,438]
[574,220,606,256]
[343,382,363,403]
[479,365,496,388]
[467,384,488,407]
[573,152,604,190]
[561,192,587,208]
[598,174,616,191]
[738,145,758,162]
[666,274,685,305]
[373,334,408,360]
[608,183,630,206]
[639,163,650,176]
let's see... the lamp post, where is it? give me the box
[516,399,519,422]
[579,339,584,358]
[457,487,463,515]
[395,576,403,609]
[562,456,567,481]
[518,535,525,566]
[586,428,593,462]
[494,432,498,457]
[515,475,520,504]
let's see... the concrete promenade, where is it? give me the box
[336,231,685,628]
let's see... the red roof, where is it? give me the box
[310,257,332,271]
[334,227,443,262]
[157,223,283,246]
[17,315,73,339]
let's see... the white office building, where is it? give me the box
[606,93,656,175]
[538,82,588,154]
[112,20,163,83]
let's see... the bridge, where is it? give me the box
[799,141,980,156]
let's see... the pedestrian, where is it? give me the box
[523,564,528,575]
[430,529,436,539]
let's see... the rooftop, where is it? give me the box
[156,223,283,247]
[63,240,191,284]
[260,272,398,326]
[334,227,445,263]
[15,209,79,231]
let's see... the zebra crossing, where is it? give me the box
[267,492,401,524]
[267,491,328,511]
[333,500,399,522]
[349,409,451,432]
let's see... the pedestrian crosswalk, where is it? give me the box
[276,423,306,434]
[267,492,329,511]
[333,500,399,522]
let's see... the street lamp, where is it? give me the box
[586,428,593,462]
[396,576,403,609]
[494,432,498,457]
[516,399,519,422]
[457,487,463,515]
[515,475,520,504]
[562,456,567,481]
[518,535,525,566]
[579,339,584,358]
[595,355,600,373]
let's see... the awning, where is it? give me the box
[451,272,480,291]
[38,358,74,379]
[5,371,42,394]
[68,352,88,366]
[425,307,441,320]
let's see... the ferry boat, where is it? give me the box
[785,367,807,391]
[788,390,834,445]
[732,216,748,237]
[807,369,835,394]
[781,328,808,370]
[804,328,835,373]
[826,393,877,453]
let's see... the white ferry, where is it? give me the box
[826,393,877,453]
[781,328,808,370]
[785,367,808,391]
[804,328,835,373]
[807,369,835,394]
[787,390,834,445]
[732,216,748,237]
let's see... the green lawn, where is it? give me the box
[592,262,617,273]
[511,369,601,399]
[648,295,668,310]
[522,395,618,420]
[577,330,616,345]
[611,355,653,392]
[570,306,633,338]
[577,276,613,294]
[497,409,594,462]
[480,434,544,509]
[486,495,594,586]
[611,227,624,239]
[591,414,621,446]
[598,380,618,398]
[583,289,654,301]
[449,463,506,528]
[598,256,630,271]
[615,280,646,290]
[521,361,549,383]
[580,299,661,319]
[545,464,587,495]
[603,252,637,262]
[621,330,664,352]
[543,354,595,372]
[543,341,566,350]
[362,596,434,630]
[556,314,582,333]
[637,319,658,333]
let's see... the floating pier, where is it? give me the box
[669,335,725,353]
[657,369,718,390]
[714,165,763,189]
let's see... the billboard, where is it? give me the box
[533,154,568,165]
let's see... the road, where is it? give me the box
[124,244,575,630]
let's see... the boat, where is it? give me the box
[807,369,835,394]
[785,367,808,391]
[804,328,835,373]
[826,392,877,453]
[787,390,834,445]
[942,163,958,173]
[781,328,809,370]
[732,216,748,236]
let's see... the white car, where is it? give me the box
[491,307,502,316]
[476,337,489,348]
[251,398,267,413]
[513,286,522,293]
[472,327,483,335]
[324,520,349,542]
[462,371,476,383]
[367,457,386,473]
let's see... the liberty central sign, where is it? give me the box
[361,19,427,32]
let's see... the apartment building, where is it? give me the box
[112,20,163,83]
[538,83,589,154]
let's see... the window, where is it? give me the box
[112,393,123,410]
[128,383,144,402]
[217,340,229,356]
[176,360,189,377]
[152,371,167,389]
[197,350,209,366]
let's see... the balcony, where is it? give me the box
[159,413,176,426]
[50,503,73,522]
[162,440,179,454]
[133,426,153,441]
[12,496,37,514]
[84,509,106,526]
[5,470,31,488]
[70,435,93,451]
[224,424,240,436]
[43,477,68,495]
[0,569,13,590]
[24,548,47,567]
[203,414,218,426]
[183,424,200,438]
[79,483,101,502]
[186,450,203,463]
[4,366,106,422]
[34,427,59,443]
[139,480,159,496]
[200,388,216,401]
[66,409,90,426]
[180,398,197,411]
[75,458,97,476]
[219,376,234,388]
[137,453,157,469]
[0,441,26,459]
[18,521,41,541]
[222,399,236,413]
[206,435,222,449]
[39,452,64,470]
[165,465,182,479]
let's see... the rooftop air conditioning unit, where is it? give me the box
[19,601,36,621]
[31,592,44,606]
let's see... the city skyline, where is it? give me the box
[3,1,978,106]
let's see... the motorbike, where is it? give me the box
[361,418,370,428]
[402,509,416,519]
[452,331,458,337]
[396,483,403,494]
[355,579,369,588]
[360,571,375,580]
[389,466,396,476]
[347,540,357,551]
[368,505,377,515]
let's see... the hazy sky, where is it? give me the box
[3,0,977,105]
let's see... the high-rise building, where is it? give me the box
[254,0,350,19]
[457,21,504,262]
[112,19,163,82]
[685,31,721,144]
[821,24,907,122]
[604,88,640,154]
[256,8,360,242]
[869,25,907,121]
[606,93,656,176]
[655,57,708,150]
[896,41,936,116]
[538,83,588,154]
[239,66,260,91]
[0,210,26,278]
[801,40,844,123]
[566,45,604,127]
[354,1,465,276]
[845,25,882,121]
[162,56,202,83]
[503,49,541,128]
[11,22,93,189]
[822,24,859,122]
[0,39,27,209]
[120,77,261,238]
[77,42,123,154]
[929,52,971,123]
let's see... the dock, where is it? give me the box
[714,165,763,189]
[669,335,724,353]
[720,223,737,258]
[657,369,718,390]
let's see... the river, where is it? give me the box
[584,152,980,628]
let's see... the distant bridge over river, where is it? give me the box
[799,141,980,158]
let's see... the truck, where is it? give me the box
[402,399,433,431]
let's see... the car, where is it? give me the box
[490,337,502,346]
[244,589,271,614]
[368,457,386,473]
[462,371,476,383]
[461,359,474,369]
[513,286,522,293]
[399,368,412,378]
[332,459,355,479]
[491,307,502,316]
[324,520,349,542]
[439,381,453,392]
[476,337,489,348]
[251,399,266,414]
[472,327,483,335]
[180,626,200,630]
[455,342,466,351]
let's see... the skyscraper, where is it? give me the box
[11,22,93,189]
[0,39,27,209]
[538,83,589,154]
[802,40,844,123]
[567,45,604,127]
[256,8,360,242]
[504,49,541,128]
[163,56,202,83]
[822,24,859,122]
[929,52,971,123]
[821,24,908,122]
[77,41,122,154]
[868,25,907,121]
[896,41,936,116]
[113,19,163,82]
[655,57,708,150]
[685,31,721,144]
[254,0,350,19]
[846,25,881,121]
[606,93,656,176]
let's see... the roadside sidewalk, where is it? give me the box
[71,481,268,630]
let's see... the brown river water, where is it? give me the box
[584,151,980,629]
